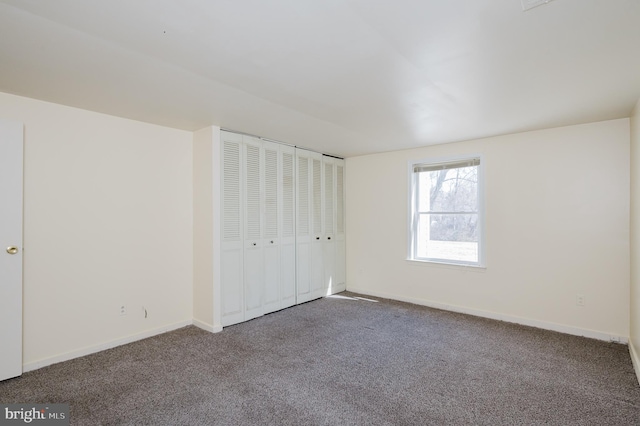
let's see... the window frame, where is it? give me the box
[407,154,485,268]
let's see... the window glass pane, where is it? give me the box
[430,213,478,242]
[417,166,478,213]
[417,172,430,211]
[416,213,478,263]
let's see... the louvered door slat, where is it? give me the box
[282,152,295,238]
[264,147,278,239]
[223,141,241,241]
[324,161,334,234]
[297,156,309,236]
[336,164,344,235]
[245,144,261,240]
[312,158,322,235]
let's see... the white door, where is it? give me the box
[323,157,336,296]
[279,146,296,309]
[296,150,313,303]
[310,154,324,299]
[334,160,346,293]
[243,138,264,321]
[262,141,280,314]
[221,132,244,327]
[0,120,23,381]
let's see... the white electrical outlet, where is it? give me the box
[576,295,585,307]
[119,305,126,316]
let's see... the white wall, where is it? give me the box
[0,92,194,370]
[346,119,630,341]
[630,98,640,379]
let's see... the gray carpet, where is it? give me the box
[1,292,639,425]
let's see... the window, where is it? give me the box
[409,156,484,266]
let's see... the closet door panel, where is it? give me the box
[280,243,296,307]
[335,243,345,292]
[296,151,313,303]
[221,250,243,322]
[221,132,244,326]
[280,146,296,308]
[296,243,311,300]
[243,139,264,321]
[263,142,280,314]
[310,154,324,299]
[334,160,346,292]
[244,247,263,320]
[323,158,336,295]
[263,248,279,313]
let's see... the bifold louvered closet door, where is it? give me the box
[295,152,346,303]
[295,149,325,303]
[221,132,244,326]
[334,160,346,290]
[221,131,344,327]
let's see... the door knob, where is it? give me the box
[6,246,18,255]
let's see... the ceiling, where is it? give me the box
[0,0,639,157]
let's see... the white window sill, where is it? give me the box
[406,258,486,272]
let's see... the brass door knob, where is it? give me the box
[6,246,18,255]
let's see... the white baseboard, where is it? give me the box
[23,320,192,373]
[347,287,628,344]
[629,338,640,386]
[193,319,223,333]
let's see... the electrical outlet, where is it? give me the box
[576,295,585,307]
[119,305,126,316]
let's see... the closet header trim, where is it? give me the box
[221,128,344,160]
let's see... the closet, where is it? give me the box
[220,130,345,327]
